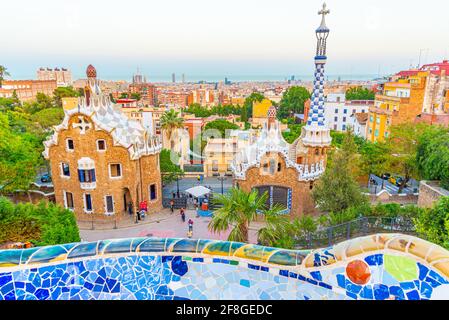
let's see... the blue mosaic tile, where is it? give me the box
[373,284,389,300]
[364,254,383,266]
[406,290,420,300]
[310,271,322,281]
[240,279,250,288]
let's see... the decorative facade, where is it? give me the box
[232,4,332,217]
[43,65,163,221]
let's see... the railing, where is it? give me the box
[293,216,417,250]
[162,197,187,209]
[77,214,137,230]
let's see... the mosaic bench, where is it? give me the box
[1,234,448,300]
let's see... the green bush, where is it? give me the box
[414,197,449,249]
[0,197,80,246]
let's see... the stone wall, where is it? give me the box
[418,181,449,208]
[236,153,317,218]
[365,190,418,205]
[48,114,162,222]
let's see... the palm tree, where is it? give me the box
[257,205,291,247]
[208,188,287,243]
[160,109,184,143]
[0,65,10,87]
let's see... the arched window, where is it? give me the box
[315,148,320,156]
[269,159,276,174]
[277,162,282,172]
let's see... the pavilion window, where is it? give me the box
[78,169,96,183]
[150,184,157,201]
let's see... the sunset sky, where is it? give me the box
[2,0,449,80]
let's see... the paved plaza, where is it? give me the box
[79,209,262,244]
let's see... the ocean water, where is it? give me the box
[95,74,384,83]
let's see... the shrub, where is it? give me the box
[0,197,80,246]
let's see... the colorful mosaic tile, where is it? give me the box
[0,234,449,300]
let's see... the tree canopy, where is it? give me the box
[244,92,265,118]
[312,130,368,213]
[53,86,80,107]
[278,86,310,120]
[416,126,449,189]
[0,197,80,246]
[204,119,239,137]
[160,109,184,141]
[345,87,375,100]
[160,149,184,184]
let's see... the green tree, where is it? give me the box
[345,87,375,100]
[244,92,265,118]
[0,113,42,193]
[159,149,184,184]
[417,126,449,189]
[257,206,291,247]
[384,123,427,192]
[414,197,449,249]
[282,123,304,143]
[312,131,368,213]
[204,119,239,137]
[30,108,65,130]
[0,97,20,112]
[278,86,310,119]
[160,109,184,142]
[130,93,141,101]
[359,141,390,177]
[0,65,10,87]
[0,197,80,246]
[209,188,281,243]
[53,86,80,107]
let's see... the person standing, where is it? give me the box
[128,201,133,216]
[188,219,194,233]
[170,199,174,214]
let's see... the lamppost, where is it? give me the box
[217,174,227,195]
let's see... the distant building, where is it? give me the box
[349,112,368,139]
[37,67,72,87]
[172,73,176,83]
[187,88,216,107]
[417,60,449,126]
[129,83,157,106]
[252,98,273,127]
[324,93,373,131]
[0,80,57,102]
[367,71,428,142]
[157,91,189,108]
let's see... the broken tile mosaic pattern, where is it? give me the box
[0,234,449,300]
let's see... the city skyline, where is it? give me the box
[2,0,449,80]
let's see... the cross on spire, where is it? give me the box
[318,3,330,17]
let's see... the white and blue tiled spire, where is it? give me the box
[302,3,332,147]
[307,3,330,127]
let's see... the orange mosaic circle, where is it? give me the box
[346,260,371,285]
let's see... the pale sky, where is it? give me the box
[2,0,449,80]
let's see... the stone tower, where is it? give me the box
[299,3,332,164]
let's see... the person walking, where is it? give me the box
[180,208,186,222]
[188,218,194,238]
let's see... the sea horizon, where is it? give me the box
[9,73,388,83]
